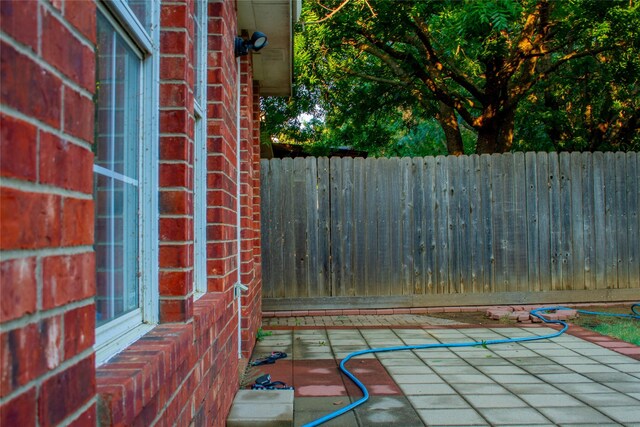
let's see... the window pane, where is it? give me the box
[95,175,139,325]
[125,0,150,32]
[95,11,141,326]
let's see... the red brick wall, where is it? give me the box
[0,0,97,426]
[96,0,262,425]
[1,0,264,425]
[158,0,195,323]
[239,59,262,355]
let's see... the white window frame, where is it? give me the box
[94,0,160,366]
[193,0,209,297]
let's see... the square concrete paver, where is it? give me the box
[417,408,487,426]
[463,394,528,408]
[518,393,584,407]
[228,390,294,427]
[294,397,358,427]
[537,406,616,424]
[596,405,640,424]
[476,407,551,425]
[406,394,471,409]
[353,396,424,426]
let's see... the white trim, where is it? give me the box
[193,0,209,296]
[93,164,139,186]
[94,0,160,366]
[138,0,160,326]
[193,114,207,296]
[95,319,155,365]
[96,308,141,342]
[102,0,153,54]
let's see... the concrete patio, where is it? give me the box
[230,314,640,426]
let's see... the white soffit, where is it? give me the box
[237,0,300,96]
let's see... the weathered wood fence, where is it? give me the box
[260,152,640,310]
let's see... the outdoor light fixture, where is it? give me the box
[235,31,268,57]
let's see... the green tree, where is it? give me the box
[264,0,639,155]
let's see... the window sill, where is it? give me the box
[96,293,226,425]
[95,310,152,366]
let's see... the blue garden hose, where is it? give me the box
[303,303,640,427]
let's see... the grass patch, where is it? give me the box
[572,307,640,346]
[588,319,640,346]
[256,328,272,342]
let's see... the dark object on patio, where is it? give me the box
[250,351,288,366]
[251,373,294,390]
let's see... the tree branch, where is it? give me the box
[342,68,408,86]
[411,16,486,103]
[304,0,352,24]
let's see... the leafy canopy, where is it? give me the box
[262,0,640,156]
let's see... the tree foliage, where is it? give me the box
[262,0,640,156]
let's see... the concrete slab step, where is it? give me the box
[226,389,294,427]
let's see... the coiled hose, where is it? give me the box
[303,303,640,427]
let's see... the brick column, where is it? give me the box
[157,0,195,323]
[206,1,239,305]
[0,1,97,425]
[239,58,262,356]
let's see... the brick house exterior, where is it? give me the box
[0,1,294,425]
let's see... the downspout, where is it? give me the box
[234,57,248,358]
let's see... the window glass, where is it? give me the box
[125,0,149,32]
[94,11,142,326]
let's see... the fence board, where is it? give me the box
[570,153,585,290]
[281,158,296,296]
[525,153,540,291]
[469,155,483,293]
[260,160,273,297]
[536,152,552,291]
[592,152,607,290]
[503,153,517,290]
[292,158,308,297]
[512,152,528,292]
[459,155,472,293]
[423,157,437,293]
[364,158,379,295]
[548,152,562,291]
[268,158,282,298]
[353,157,367,297]
[411,158,425,293]
[329,158,343,295]
[388,158,401,295]
[559,153,573,290]
[260,153,640,304]
[435,156,450,294]
[603,152,618,288]
[401,157,414,295]
[316,158,331,296]
[304,158,319,296]
[581,154,595,290]
[448,155,461,293]
[627,153,639,288]
[615,152,629,288]
[480,154,494,292]
[491,154,506,292]
[342,158,355,295]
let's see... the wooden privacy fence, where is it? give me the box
[260,152,640,310]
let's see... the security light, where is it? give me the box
[235,31,268,57]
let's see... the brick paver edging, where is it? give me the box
[262,301,632,318]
